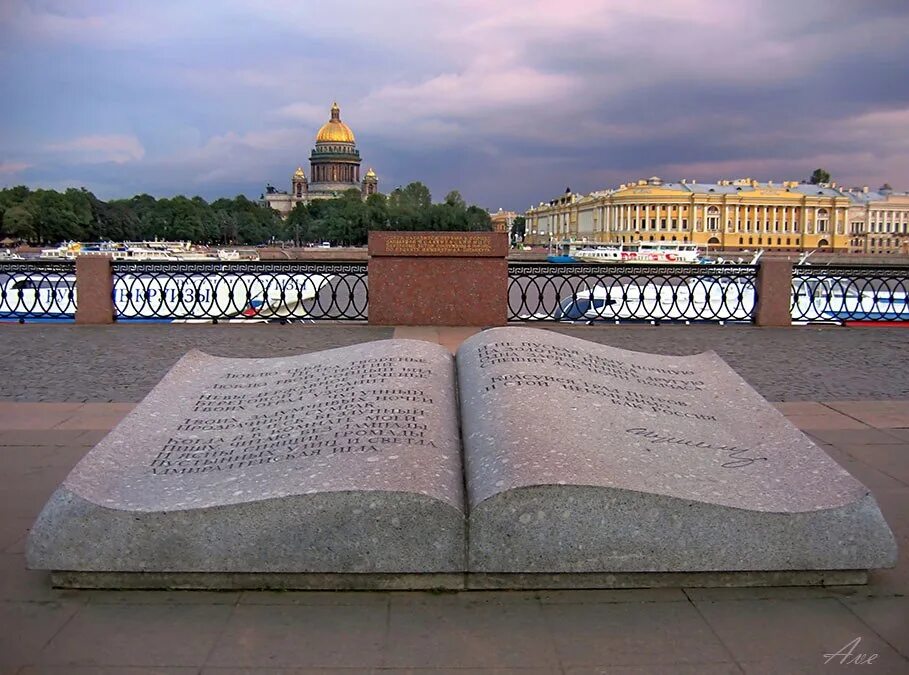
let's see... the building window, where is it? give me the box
[681,219,688,230]
[817,208,829,233]
[707,206,719,231]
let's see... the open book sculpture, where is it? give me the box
[28,327,897,589]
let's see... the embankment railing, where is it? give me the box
[110,261,368,322]
[792,264,909,323]
[4,256,908,325]
[0,260,77,320]
[507,263,758,323]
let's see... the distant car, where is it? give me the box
[318,242,331,248]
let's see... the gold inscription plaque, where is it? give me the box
[384,234,493,256]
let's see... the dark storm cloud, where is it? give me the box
[1,0,907,209]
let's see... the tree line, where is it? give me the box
[0,182,491,246]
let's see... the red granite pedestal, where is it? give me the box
[755,258,793,327]
[368,232,508,327]
[75,256,115,325]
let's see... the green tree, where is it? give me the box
[2,204,36,240]
[809,168,831,185]
[365,192,388,231]
[464,205,492,232]
[511,215,526,243]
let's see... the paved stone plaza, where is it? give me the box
[0,323,907,672]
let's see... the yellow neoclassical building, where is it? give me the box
[525,177,853,252]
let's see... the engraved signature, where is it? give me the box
[625,427,768,468]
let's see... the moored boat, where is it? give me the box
[574,241,702,264]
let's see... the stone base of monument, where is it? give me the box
[465,570,867,590]
[46,569,867,591]
[49,572,466,591]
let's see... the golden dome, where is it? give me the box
[293,166,305,178]
[315,102,356,143]
[365,167,377,179]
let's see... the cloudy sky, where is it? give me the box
[1,0,908,210]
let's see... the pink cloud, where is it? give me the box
[46,134,145,164]
[0,161,30,176]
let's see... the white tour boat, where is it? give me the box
[572,241,703,265]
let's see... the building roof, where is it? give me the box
[315,102,356,144]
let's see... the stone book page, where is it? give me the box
[455,327,896,573]
[28,339,466,574]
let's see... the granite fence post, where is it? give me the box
[754,258,793,327]
[75,255,115,325]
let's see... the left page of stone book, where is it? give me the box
[27,339,466,574]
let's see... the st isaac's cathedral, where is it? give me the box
[263,102,379,216]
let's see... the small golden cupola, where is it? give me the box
[315,102,356,144]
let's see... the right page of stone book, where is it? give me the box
[456,327,896,574]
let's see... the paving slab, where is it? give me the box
[0,430,104,446]
[19,667,199,674]
[566,666,741,675]
[206,604,386,669]
[837,445,909,487]
[780,410,871,431]
[537,588,687,604]
[841,596,909,659]
[820,445,909,493]
[0,403,83,430]
[543,600,731,667]
[0,600,83,669]
[808,427,908,446]
[385,599,558,669]
[773,401,834,415]
[826,401,909,429]
[0,552,84,603]
[238,590,390,605]
[36,603,232,668]
[694,597,906,670]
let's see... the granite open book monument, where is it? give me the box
[28,328,897,589]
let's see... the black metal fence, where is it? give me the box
[0,260,77,320]
[792,265,909,323]
[110,261,368,322]
[508,263,758,323]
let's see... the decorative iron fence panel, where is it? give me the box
[0,261,77,320]
[111,261,368,321]
[508,263,758,323]
[792,265,909,323]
